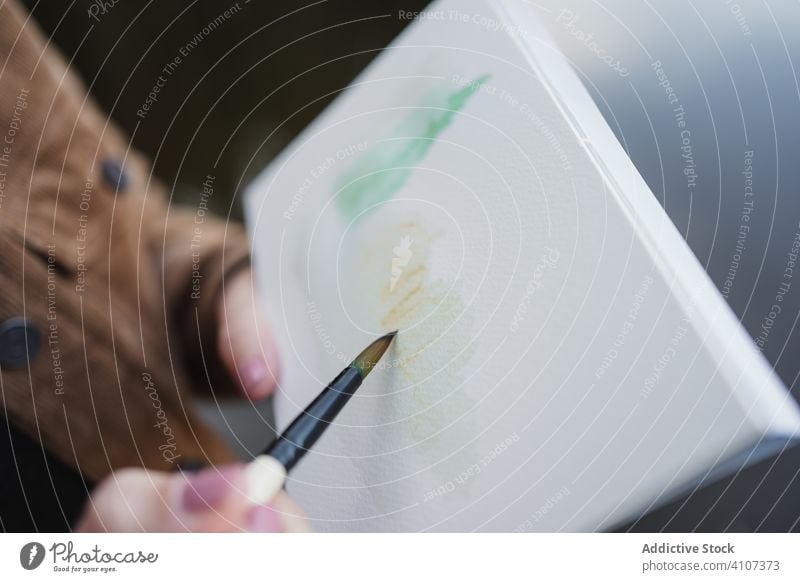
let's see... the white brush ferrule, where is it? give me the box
[244,455,287,504]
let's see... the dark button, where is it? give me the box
[176,459,206,473]
[101,158,129,193]
[0,317,41,369]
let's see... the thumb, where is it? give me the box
[217,268,281,400]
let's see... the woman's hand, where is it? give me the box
[75,271,304,532]
[75,464,309,532]
[216,267,280,400]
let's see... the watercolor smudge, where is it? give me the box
[353,219,477,458]
[335,75,490,219]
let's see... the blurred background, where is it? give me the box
[22,0,800,529]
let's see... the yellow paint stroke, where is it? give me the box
[357,219,477,454]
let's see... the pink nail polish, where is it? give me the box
[181,466,238,512]
[239,357,268,392]
[246,504,283,532]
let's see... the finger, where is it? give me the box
[75,468,174,532]
[217,269,281,400]
[268,490,312,533]
[75,464,300,532]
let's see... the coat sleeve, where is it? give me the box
[0,0,241,481]
[0,0,252,397]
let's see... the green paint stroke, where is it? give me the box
[335,74,490,219]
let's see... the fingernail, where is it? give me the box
[239,357,268,393]
[246,504,283,532]
[181,465,239,512]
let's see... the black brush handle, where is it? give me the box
[264,366,362,472]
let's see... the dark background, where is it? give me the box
[543,0,800,404]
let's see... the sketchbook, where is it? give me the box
[244,0,800,531]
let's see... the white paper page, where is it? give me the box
[245,0,800,531]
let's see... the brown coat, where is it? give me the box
[0,0,245,481]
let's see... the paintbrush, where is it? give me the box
[244,331,397,504]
